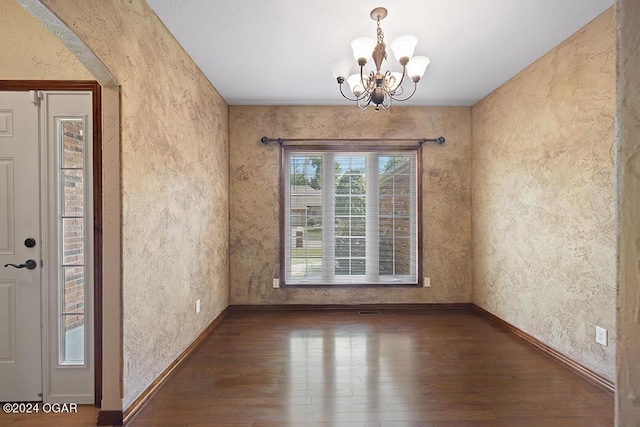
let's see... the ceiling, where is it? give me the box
[146,0,613,107]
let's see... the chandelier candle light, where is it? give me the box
[331,7,430,111]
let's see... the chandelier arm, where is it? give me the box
[359,67,367,92]
[393,65,408,93]
[382,70,394,92]
[388,81,418,102]
[359,68,375,95]
[382,72,404,96]
[357,95,372,110]
[339,82,367,102]
[382,91,392,109]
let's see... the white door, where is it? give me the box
[0,91,42,401]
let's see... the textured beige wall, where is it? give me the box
[0,0,92,80]
[617,0,640,424]
[41,0,230,409]
[472,9,616,381]
[229,106,472,305]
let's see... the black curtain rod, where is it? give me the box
[260,136,445,146]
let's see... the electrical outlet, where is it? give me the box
[595,326,607,346]
[272,278,280,288]
[423,277,431,287]
[195,299,201,314]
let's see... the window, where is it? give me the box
[57,117,90,365]
[282,147,420,285]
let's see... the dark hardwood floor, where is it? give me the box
[127,308,613,427]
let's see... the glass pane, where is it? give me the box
[307,229,321,246]
[308,157,322,190]
[290,156,304,176]
[290,156,322,189]
[393,157,411,172]
[350,157,365,173]
[379,177,393,194]
[395,238,411,275]
[307,205,322,216]
[352,238,365,257]
[351,259,365,275]
[350,174,365,194]
[63,169,84,217]
[395,178,410,195]
[380,218,393,236]
[381,156,404,172]
[380,196,394,215]
[335,197,349,215]
[395,218,410,237]
[335,259,349,275]
[379,259,393,276]
[63,266,84,314]
[379,237,393,275]
[290,235,301,249]
[290,257,322,277]
[61,119,84,168]
[394,196,410,216]
[334,156,350,173]
[335,238,349,257]
[62,218,84,265]
[304,228,322,256]
[350,196,365,214]
[306,215,321,227]
[290,257,305,277]
[62,314,84,364]
[351,217,365,236]
[335,217,349,236]
[336,175,350,194]
[305,260,322,276]
[290,214,305,227]
[378,156,388,169]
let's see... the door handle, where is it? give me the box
[4,259,37,270]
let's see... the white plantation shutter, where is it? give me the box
[283,149,418,285]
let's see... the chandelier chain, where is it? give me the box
[376,18,387,61]
[376,17,384,44]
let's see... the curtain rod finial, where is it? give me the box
[260,136,270,144]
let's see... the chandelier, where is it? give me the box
[331,7,430,111]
